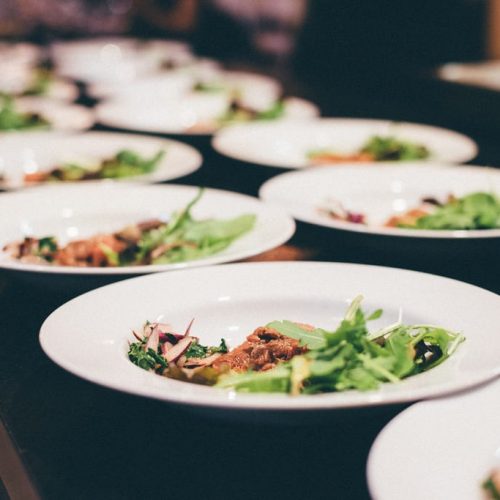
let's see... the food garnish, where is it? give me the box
[3,189,256,267]
[186,99,285,133]
[128,296,464,394]
[483,469,500,500]
[23,149,165,183]
[0,95,49,131]
[321,192,500,230]
[308,135,430,165]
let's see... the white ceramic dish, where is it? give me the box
[259,164,500,239]
[213,119,477,168]
[0,131,202,189]
[438,60,500,91]
[90,69,281,111]
[368,377,500,500]
[96,95,319,135]
[4,97,95,132]
[51,37,191,84]
[39,261,500,410]
[87,59,221,99]
[0,183,295,275]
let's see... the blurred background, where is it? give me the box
[0,0,496,127]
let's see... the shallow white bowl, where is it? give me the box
[96,95,319,135]
[0,131,202,189]
[0,183,295,276]
[39,261,500,410]
[368,377,500,500]
[260,164,500,239]
[213,118,477,167]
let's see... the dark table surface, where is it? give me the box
[2,59,500,500]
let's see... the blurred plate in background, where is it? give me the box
[259,164,500,239]
[0,131,202,189]
[213,118,477,168]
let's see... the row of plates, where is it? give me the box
[3,40,499,500]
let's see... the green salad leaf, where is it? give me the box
[48,149,166,181]
[361,135,430,161]
[403,192,500,230]
[215,296,464,394]
[0,95,50,131]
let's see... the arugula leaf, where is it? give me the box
[216,297,464,395]
[265,320,326,349]
[402,192,500,230]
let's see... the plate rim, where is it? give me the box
[39,260,500,410]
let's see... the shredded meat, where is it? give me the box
[54,234,126,267]
[212,326,307,372]
[385,208,429,228]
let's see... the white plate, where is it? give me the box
[89,69,281,110]
[367,377,500,500]
[6,97,95,132]
[39,261,500,410]
[87,58,221,99]
[0,183,295,275]
[259,164,500,239]
[0,131,202,189]
[52,37,191,84]
[213,119,477,168]
[438,60,500,91]
[96,95,319,135]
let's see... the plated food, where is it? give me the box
[260,164,500,238]
[0,97,94,133]
[0,184,294,275]
[128,295,464,394]
[367,377,500,500]
[96,95,319,135]
[39,262,500,410]
[213,119,477,167]
[0,131,202,189]
[5,189,255,267]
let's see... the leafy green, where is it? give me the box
[265,320,326,349]
[402,192,500,230]
[215,296,464,394]
[361,135,430,161]
[218,100,285,126]
[48,149,166,181]
[185,338,228,359]
[128,340,168,372]
[131,190,255,265]
[483,477,500,500]
[0,95,50,131]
